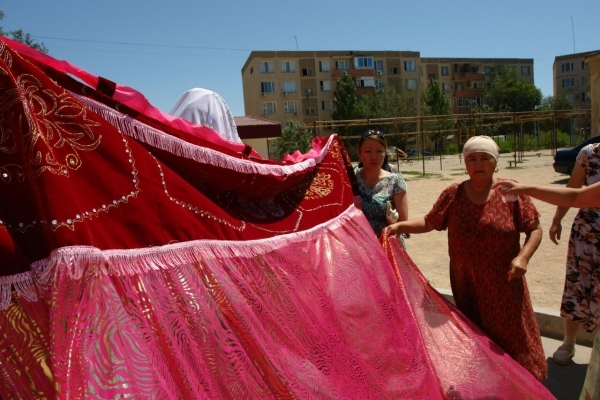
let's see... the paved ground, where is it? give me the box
[542,335,591,399]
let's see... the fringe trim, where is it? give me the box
[0,271,39,309]
[72,92,334,176]
[1,206,367,310]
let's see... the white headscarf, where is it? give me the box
[169,88,242,143]
[462,135,499,161]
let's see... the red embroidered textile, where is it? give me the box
[0,37,554,399]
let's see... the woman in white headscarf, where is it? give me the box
[387,135,547,382]
[169,88,242,143]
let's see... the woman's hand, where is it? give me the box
[508,255,528,281]
[492,180,524,196]
[549,220,562,245]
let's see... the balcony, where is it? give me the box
[452,72,486,82]
[356,87,377,96]
[454,89,484,97]
[332,68,375,78]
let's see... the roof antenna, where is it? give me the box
[571,16,576,53]
[295,36,299,51]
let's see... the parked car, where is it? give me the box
[553,135,600,175]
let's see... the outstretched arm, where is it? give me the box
[493,181,600,209]
[386,216,433,236]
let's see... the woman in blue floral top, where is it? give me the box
[354,131,408,246]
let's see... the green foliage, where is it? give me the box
[0,10,48,53]
[422,79,453,154]
[496,139,513,153]
[538,95,575,133]
[271,121,313,159]
[484,66,542,112]
[442,144,458,155]
[332,72,359,121]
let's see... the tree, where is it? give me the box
[422,79,453,154]
[484,66,541,112]
[332,72,359,123]
[271,121,313,159]
[539,95,575,134]
[0,10,48,53]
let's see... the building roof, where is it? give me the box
[234,116,282,140]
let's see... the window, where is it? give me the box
[322,100,332,111]
[581,92,588,101]
[282,81,296,94]
[356,77,375,88]
[375,60,384,73]
[582,76,588,85]
[281,61,296,73]
[260,82,275,94]
[407,98,417,107]
[406,79,417,90]
[561,62,574,72]
[582,61,588,70]
[566,94,575,101]
[561,78,575,88]
[441,66,449,76]
[302,68,313,76]
[484,66,491,74]
[388,67,398,75]
[304,88,315,96]
[320,80,331,92]
[319,61,330,72]
[323,122,334,131]
[442,83,450,91]
[259,61,274,73]
[305,107,316,115]
[375,80,384,89]
[262,102,277,114]
[404,60,416,71]
[428,73,436,80]
[521,66,530,76]
[354,57,374,69]
[284,101,298,113]
[335,61,349,70]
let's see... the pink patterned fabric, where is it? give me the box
[0,36,555,399]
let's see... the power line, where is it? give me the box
[34,35,253,52]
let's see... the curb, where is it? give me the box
[436,288,595,347]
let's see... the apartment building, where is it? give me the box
[553,50,598,109]
[241,51,534,130]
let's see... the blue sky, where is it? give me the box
[2,1,599,117]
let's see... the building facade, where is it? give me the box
[553,50,598,109]
[241,51,534,131]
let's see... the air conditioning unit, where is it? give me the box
[294,111,298,115]
[376,70,383,75]
[282,91,287,95]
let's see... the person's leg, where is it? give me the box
[552,318,579,365]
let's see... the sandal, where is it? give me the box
[552,345,575,365]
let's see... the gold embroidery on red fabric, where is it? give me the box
[304,172,333,200]
[152,156,245,232]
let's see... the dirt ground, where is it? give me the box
[394,149,575,311]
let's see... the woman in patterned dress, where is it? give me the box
[354,130,408,244]
[548,143,600,365]
[387,136,548,381]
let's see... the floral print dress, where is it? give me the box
[354,167,407,244]
[424,180,547,381]
[561,143,600,332]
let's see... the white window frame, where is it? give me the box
[262,102,277,114]
[321,100,332,111]
[281,61,296,73]
[260,82,275,94]
[302,68,313,76]
[354,57,374,69]
[562,78,575,88]
[562,62,574,72]
[282,81,297,94]
[284,101,298,113]
[319,61,330,72]
[259,61,274,73]
[320,80,331,92]
[305,107,316,116]
[404,60,416,71]
[441,66,449,76]
[521,66,530,76]
[335,60,349,70]
[442,83,450,91]
[375,79,384,89]
[356,77,375,88]
[406,79,417,90]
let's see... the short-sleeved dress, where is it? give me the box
[354,167,407,243]
[425,179,548,382]
[561,143,600,332]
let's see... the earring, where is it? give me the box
[494,167,499,173]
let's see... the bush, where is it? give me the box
[496,139,513,153]
[442,144,458,155]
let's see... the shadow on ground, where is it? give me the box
[551,178,570,185]
[543,358,588,399]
